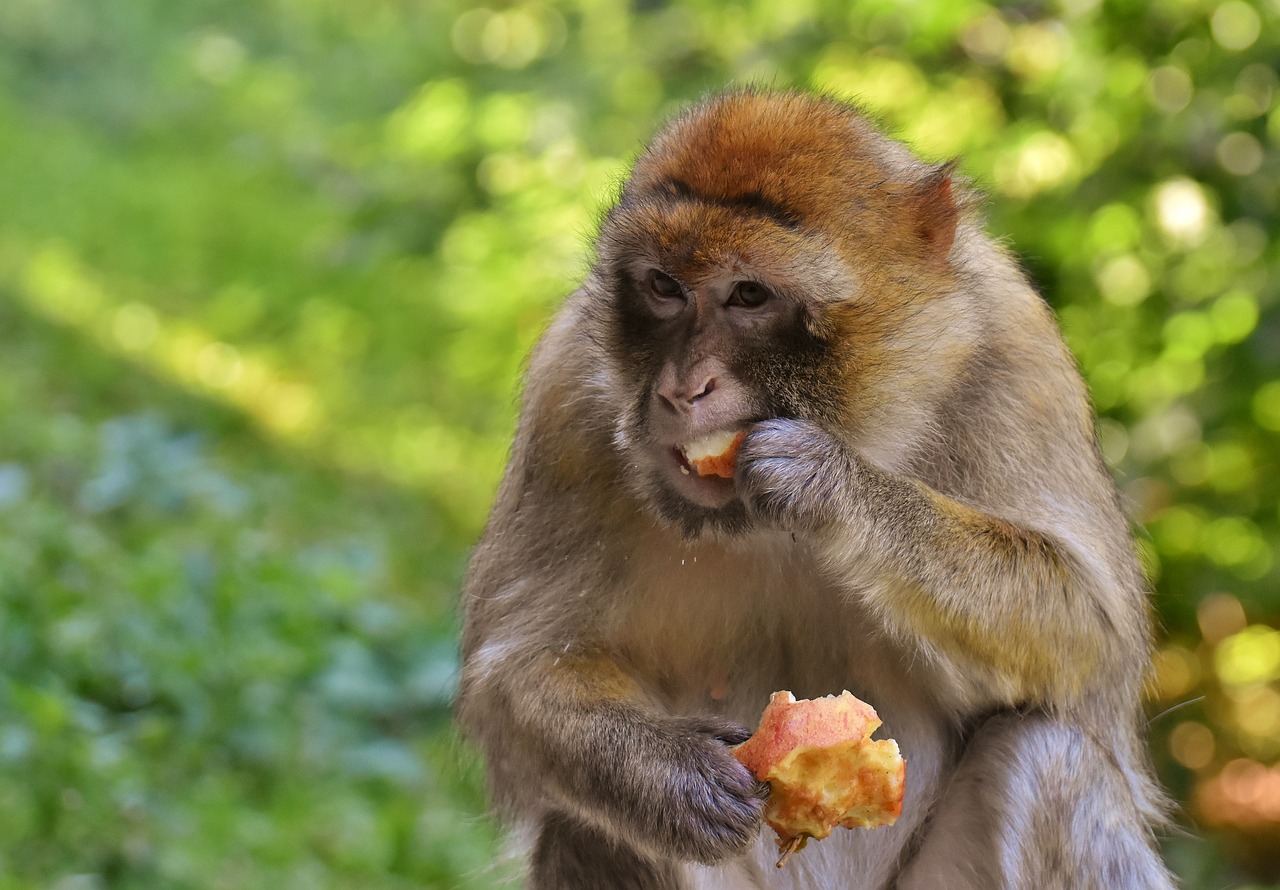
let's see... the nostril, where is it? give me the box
[656,374,716,411]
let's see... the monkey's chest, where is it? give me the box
[607,536,904,725]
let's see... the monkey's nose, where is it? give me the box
[658,376,717,413]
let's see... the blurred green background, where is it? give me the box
[0,0,1277,887]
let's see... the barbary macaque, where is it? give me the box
[457,89,1175,889]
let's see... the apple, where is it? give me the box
[732,690,905,865]
[682,430,745,478]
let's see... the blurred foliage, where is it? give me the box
[0,0,1278,886]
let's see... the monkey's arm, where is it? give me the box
[457,640,762,865]
[737,419,1143,709]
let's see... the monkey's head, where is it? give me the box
[590,90,978,537]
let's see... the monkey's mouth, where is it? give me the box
[665,430,744,509]
[677,430,744,477]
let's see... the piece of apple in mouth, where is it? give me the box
[676,430,746,479]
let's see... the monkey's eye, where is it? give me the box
[727,281,771,309]
[648,270,684,300]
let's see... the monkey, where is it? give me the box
[457,89,1176,889]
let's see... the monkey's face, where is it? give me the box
[591,91,973,536]
[597,199,851,536]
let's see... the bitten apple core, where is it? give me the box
[732,690,906,864]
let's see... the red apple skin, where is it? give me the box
[733,691,880,776]
[732,690,905,846]
[689,431,746,479]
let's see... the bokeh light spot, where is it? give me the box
[1005,23,1068,80]
[1095,254,1151,306]
[1163,311,1214,360]
[997,131,1079,197]
[1206,441,1253,493]
[1216,132,1263,176]
[1210,290,1259,343]
[1153,178,1211,247]
[191,31,246,84]
[1169,721,1215,771]
[1210,1,1261,52]
[1148,65,1193,114]
[1088,202,1142,252]
[1152,645,1201,700]
[1234,685,1280,741]
[1252,381,1280,432]
[1198,592,1248,645]
[452,5,565,69]
[1153,506,1203,557]
[1216,625,1280,687]
[959,11,1011,65]
[1202,516,1269,574]
[1197,759,1280,827]
[477,152,531,196]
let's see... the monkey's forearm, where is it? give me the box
[459,648,764,864]
[737,419,1130,706]
[830,466,1122,704]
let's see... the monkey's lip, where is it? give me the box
[666,450,736,507]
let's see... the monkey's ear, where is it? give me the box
[906,164,959,265]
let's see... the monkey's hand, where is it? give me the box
[736,418,859,531]
[599,714,767,864]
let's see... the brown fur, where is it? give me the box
[458,89,1174,889]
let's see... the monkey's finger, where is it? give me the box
[669,714,753,746]
[712,723,753,746]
